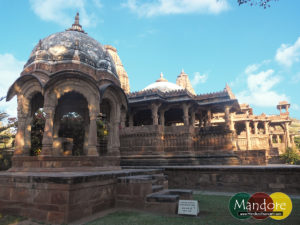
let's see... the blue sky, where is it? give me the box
[0,0,300,118]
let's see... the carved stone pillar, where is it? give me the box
[285,105,289,113]
[129,114,134,127]
[253,121,258,135]
[159,109,165,126]
[87,108,99,156]
[52,114,62,156]
[245,121,251,150]
[151,103,160,125]
[276,135,280,143]
[264,121,269,135]
[291,135,295,145]
[207,109,211,126]
[83,114,89,155]
[182,104,189,126]
[41,104,55,156]
[190,110,195,127]
[110,105,121,155]
[224,106,231,130]
[284,122,291,147]
[120,110,126,128]
[23,117,32,155]
[14,115,26,156]
[229,114,235,132]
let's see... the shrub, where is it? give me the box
[280,147,300,165]
[0,149,13,170]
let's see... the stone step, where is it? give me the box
[167,189,193,199]
[152,185,164,193]
[117,175,153,183]
[146,193,179,203]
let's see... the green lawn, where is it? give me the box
[1,194,299,225]
[87,194,300,225]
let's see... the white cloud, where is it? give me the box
[236,69,288,107]
[124,0,229,17]
[291,104,299,111]
[0,53,25,117]
[244,63,259,74]
[275,37,300,67]
[291,72,300,83]
[191,72,208,86]
[29,0,99,27]
[138,29,157,38]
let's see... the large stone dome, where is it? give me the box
[24,13,118,79]
[143,73,184,92]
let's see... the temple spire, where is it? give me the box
[67,12,85,33]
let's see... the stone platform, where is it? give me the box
[0,169,163,224]
[9,156,120,172]
[123,165,300,195]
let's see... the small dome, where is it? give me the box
[24,13,118,79]
[143,73,184,92]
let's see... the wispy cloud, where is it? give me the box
[138,29,157,38]
[191,72,208,86]
[236,68,288,107]
[0,53,25,117]
[291,103,299,111]
[292,72,300,83]
[29,0,100,27]
[123,0,229,17]
[275,36,300,67]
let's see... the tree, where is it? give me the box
[0,111,17,170]
[280,147,300,165]
[237,0,278,8]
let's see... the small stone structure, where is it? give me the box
[0,14,193,224]
[6,13,128,170]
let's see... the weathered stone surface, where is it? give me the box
[163,165,300,194]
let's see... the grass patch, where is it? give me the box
[0,213,26,225]
[87,194,300,225]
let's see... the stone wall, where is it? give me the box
[120,125,235,156]
[235,150,267,165]
[0,169,161,224]
[164,165,300,194]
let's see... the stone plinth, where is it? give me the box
[9,156,120,172]
[0,169,162,224]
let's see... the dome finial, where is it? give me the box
[181,68,184,73]
[156,72,168,82]
[66,12,86,33]
[75,12,80,25]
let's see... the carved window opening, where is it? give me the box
[257,122,264,134]
[234,122,246,136]
[134,109,152,126]
[54,92,88,156]
[164,108,183,126]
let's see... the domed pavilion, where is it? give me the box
[7,13,127,169]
